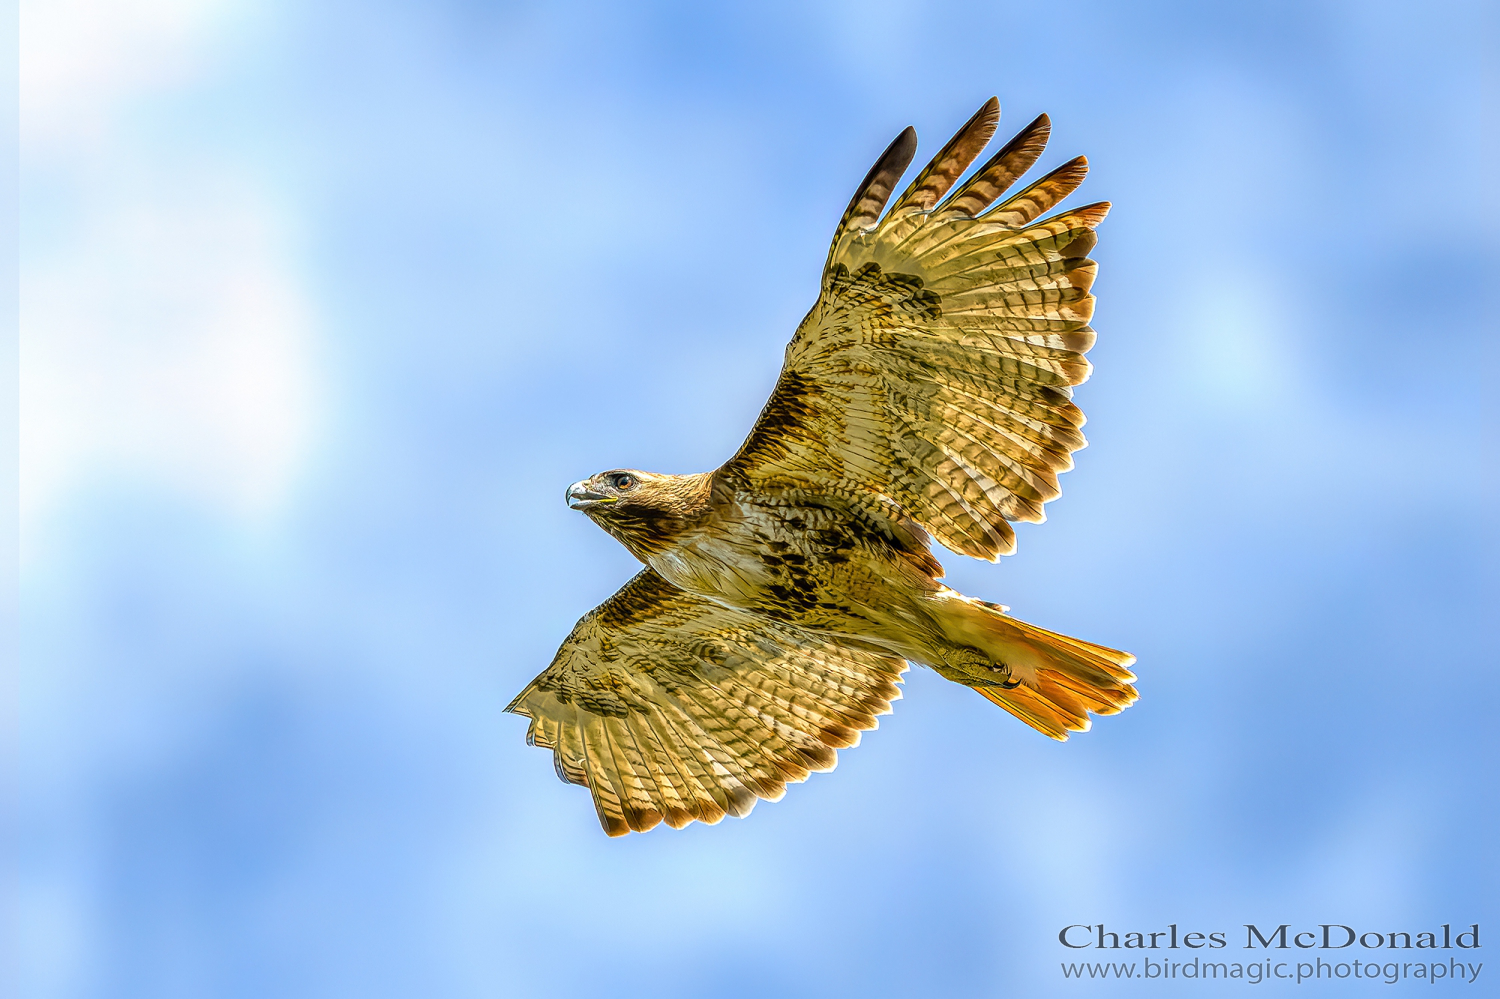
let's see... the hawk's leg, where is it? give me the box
[933,646,1020,688]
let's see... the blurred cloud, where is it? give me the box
[22,0,318,547]
[23,0,235,148]
[1179,269,1292,411]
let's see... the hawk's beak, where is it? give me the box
[567,481,609,511]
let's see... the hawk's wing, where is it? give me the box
[507,569,906,835]
[723,98,1106,559]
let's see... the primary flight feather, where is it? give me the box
[509,98,1137,836]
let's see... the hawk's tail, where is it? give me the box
[934,592,1137,740]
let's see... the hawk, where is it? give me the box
[509,98,1137,835]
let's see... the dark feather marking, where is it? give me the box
[889,97,1000,215]
[595,575,682,628]
[832,125,918,244]
[935,112,1051,220]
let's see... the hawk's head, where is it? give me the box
[566,470,712,560]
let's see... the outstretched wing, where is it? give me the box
[723,98,1106,560]
[508,569,906,835]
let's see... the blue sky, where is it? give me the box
[20,1,1496,996]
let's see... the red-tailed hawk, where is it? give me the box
[509,98,1136,835]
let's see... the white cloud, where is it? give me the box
[22,0,232,148]
[21,0,319,549]
[22,176,317,522]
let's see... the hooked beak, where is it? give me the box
[566,480,610,511]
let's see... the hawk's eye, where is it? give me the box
[611,473,635,491]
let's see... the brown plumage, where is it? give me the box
[509,98,1137,835]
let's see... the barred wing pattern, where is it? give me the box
[508,570,906,835]
[726,98,1107,559]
